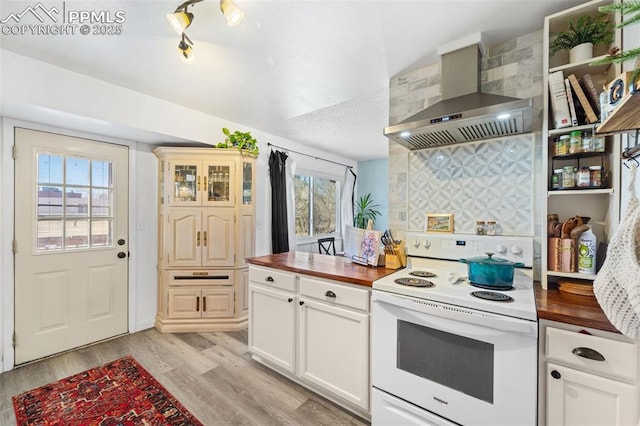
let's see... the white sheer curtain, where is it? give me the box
[340,167,357,238]
[285,157,297,250]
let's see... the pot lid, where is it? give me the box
[463,252,516,265]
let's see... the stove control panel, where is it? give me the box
[406,232,534,267]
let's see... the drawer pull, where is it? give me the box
[572,347,605,361]
[203,296,207,312]
[550,370,561,380]
[325,290,337,298]
[265,276,274,282]
[288,298,293,303]
[196,296,200,312]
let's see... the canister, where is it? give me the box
[577,167,590,187]
[562,166,575,188]
[556,135,569,155]
[589,166,603,187]
[486,220,496,236]
[582,133,593,152]
[569,131,582,154]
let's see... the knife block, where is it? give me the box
[385,241,407,270]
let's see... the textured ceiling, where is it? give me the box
[0,0,586,161]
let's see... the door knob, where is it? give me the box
[117,252,126,259]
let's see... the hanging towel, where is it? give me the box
[594,164,640,338]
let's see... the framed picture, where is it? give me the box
[426,213,454,233]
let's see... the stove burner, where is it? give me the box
[394,277,435,287]
[471,291,514,302]
[470,282,514,291]
[409,270,437,278]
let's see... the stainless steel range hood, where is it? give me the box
[384,44,533,150]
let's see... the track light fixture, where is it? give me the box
[167,0,245,63]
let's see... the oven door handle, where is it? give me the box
[373,291,537,337]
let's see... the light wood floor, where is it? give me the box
[0,329,369,425]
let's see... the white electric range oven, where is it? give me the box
[372,232,538,426]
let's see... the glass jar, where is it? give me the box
[599,90,609,122]
[476,220,486,235]
[486,221,496,236]
[593,136,605,152]
[562,166,576,188]
[582,132,593,152]
[577,167,590,187]
[551,169,562,189]
[556,135,569,156]
[589,166,603,187]
[569,130,582,154]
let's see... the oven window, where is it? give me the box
[397,320,494,404]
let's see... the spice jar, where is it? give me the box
[577,167,591,187]
[476,220,486,235]
[582,132,593,152]
[569,130,582,154]
[486,220,496,236]
[562,166,576,188]
[552,169,563,189]
[556,135,569,156]
[589,166,603,187]
[593,136,605,152]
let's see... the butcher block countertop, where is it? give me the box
[535,282,618,334]
[246,251,399,287]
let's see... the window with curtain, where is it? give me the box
[294,173,341,238]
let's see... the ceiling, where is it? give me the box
[0,0,586,161]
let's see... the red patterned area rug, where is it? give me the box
[12,355,203,426]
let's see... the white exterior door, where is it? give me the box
[14,128,129,364]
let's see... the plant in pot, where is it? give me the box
[590,1,640,66]
[549,14,614,63]
[216,127,259,155]
[354,193,381,229]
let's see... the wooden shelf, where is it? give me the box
[549,124,597,137]
[549,55,613,78]
[548,188,613,196]
[547,270,596,280]
[596,91,640,134]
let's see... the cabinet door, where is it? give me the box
[547,362,638,426]
[167,209,201,267]
[248,284,296,373]
[202,208,235,267]
[238,213,254,267]
[168,287,202,319]
[169,160,201,206]
[237,268,249,316]
[203,160,235,207]
[298,297,370,410]
[202,288,234,318]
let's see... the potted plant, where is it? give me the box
[216,127,259,155]
[590,1,640,66]
[549,14,614,63]
[354,193,381,229]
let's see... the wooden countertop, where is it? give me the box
[535,282,619,334]
[246,251,400,287]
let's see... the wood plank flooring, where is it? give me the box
[0,329,369,425]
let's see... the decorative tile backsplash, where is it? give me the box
[408,135,535,235]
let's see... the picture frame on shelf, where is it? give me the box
[425,213,454,233]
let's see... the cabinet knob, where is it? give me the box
[299,301,304,306]
[288,298,293,303]
[572,347,606,362]
[265,276,274,282]
[325,290,337,298]
[117,252,126,259]
[117,239,126,246]
[550,370,561,380]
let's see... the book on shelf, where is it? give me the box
[548,70,571,129]
[564,78,579,127]
[567,73,598,124]
[580,73,601,116]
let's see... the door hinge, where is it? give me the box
[12,145,16,159]
[12,332,16,348]
[12,240,17,254]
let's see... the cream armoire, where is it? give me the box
[153,147,255,332]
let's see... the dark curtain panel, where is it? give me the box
[269,150,289,253]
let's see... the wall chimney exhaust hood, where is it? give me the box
[384,43,533,150]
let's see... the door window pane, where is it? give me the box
[174,165,197,201]
[313,177,336,234]
[243,162,252,205]
[397,320,494,404]
[208,165,230,202]
[36,152,115,252]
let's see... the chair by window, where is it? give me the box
[318,237,336,255]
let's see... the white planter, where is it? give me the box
[569,42,593,63]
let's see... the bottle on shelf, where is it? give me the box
[578,227,597,274]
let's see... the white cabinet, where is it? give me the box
[541,0,622,289]
[248,266,371,416]
[540,320,640,426]
[154,147,255,332]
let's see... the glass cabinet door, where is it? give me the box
[170,161,199,205]
[242,161,253,205]
[204,160,235,206]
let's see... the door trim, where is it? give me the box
[1,118,141,371]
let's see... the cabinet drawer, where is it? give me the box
[166,269,234,286]
[546,327,638,381]
[249,267,296,292]
[299,277,369,312]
